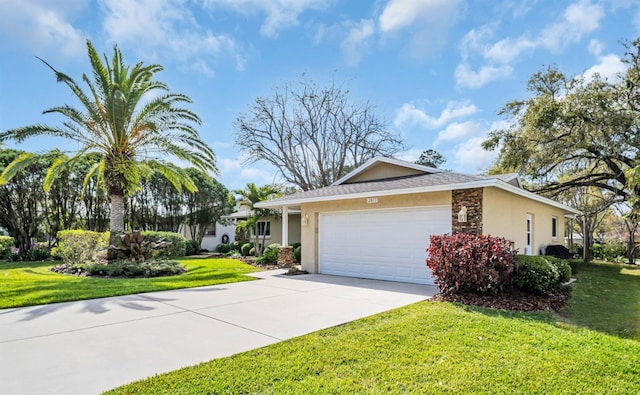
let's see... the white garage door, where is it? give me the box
[318,207,451,284]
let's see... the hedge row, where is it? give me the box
[427,234,573,296]
[51,230,187,264]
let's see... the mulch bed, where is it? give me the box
[431,285,572,312]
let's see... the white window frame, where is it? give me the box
[256,220,271,238]
[526,214,533,255]
[551,216,558,240]
[204,223,217,236]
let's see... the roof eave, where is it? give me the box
[256,178,582,215]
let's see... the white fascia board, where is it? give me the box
[256,178,582,216]
[255,179,495,208]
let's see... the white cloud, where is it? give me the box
[341,19,375,67]
[454,64,513,88]
[456,0,604,89]
[378,0,461,57]
[537,0,604,52]
[394,147,424,163]
[588,39,604,56]
[393,101,478,130]
[582,54,627,82]
[101,0,243,75]
[203,0,332,37]
[434,121,483,146]
[453,136,498,173]
[379,0,458,32]
[0,0,86,59]
[484,0,604,64]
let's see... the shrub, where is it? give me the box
[28,246,52,261]
[141,231,186,258]
[230,241,244,252]
[256,243,281,265]
[293,245,302,262]
[545,256,572,283]
[426,234,516,295]
[601,244,626,261]
[249,247,256,256]
[290,242,301,250]
[513,255,561,294]
[80,260,186,277]
[566,259,582,274]
[185,240,200,256]
[51,230,109,264]
[241,243,253,256]
[216,243,231,253]
[0,236,14,260]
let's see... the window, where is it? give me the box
[257,221,271,237]
[551,217,558,239]
[204,224,216,236]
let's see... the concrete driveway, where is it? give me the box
[0,270,437,395]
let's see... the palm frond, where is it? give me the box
[0,152,39,185]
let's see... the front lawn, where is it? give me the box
[106,262,640,394]
[0,257,259,309]
[106,302,640,394]
[557,261,640,340]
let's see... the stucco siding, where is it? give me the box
[300,191,451,273]
[483,187,565,255]
[346,162,425,183]
[256,214,302,247]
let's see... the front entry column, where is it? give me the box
[281,206,289,246]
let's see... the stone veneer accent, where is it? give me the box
[277,246,296,267]
[452,188,483,235]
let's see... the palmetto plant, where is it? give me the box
[0,40,217,258]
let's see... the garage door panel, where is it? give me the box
[319,207,451,285]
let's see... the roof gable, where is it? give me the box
[334,157,442,185]
[255,157,580,216]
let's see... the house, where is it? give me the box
[227,205,302,248]
[179,222,236,251]
[180,204,302,251]
[255,157,581,285]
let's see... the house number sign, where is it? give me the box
[367,197,378,204]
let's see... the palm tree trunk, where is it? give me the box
[107,193,125,261]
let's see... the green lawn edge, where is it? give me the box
[104,261,640,395]
[105,301,640,395]
[0,257,260,309]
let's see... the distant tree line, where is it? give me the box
[0,148,231,254]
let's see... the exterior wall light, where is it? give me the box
[457,206,468,223]
[301,214,309,226]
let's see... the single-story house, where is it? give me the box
[180,205,302,251]
[179,222,236,251]
[255,157,581,285]
[227,206,302,248]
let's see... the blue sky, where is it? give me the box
[1,0,638,191]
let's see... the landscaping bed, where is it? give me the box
[432,285,572,312]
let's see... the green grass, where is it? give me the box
[0,257,260,309]
[556,261,640,340]
[106,261,640,395]
[106,302,640,395]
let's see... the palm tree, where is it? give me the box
[234,183,280,255]
[0,40,217,258]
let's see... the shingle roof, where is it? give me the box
[254,157,581,215]
[262,171,484,205]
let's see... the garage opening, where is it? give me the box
[318,206,451,284]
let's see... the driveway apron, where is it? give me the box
[0,270,436,394]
